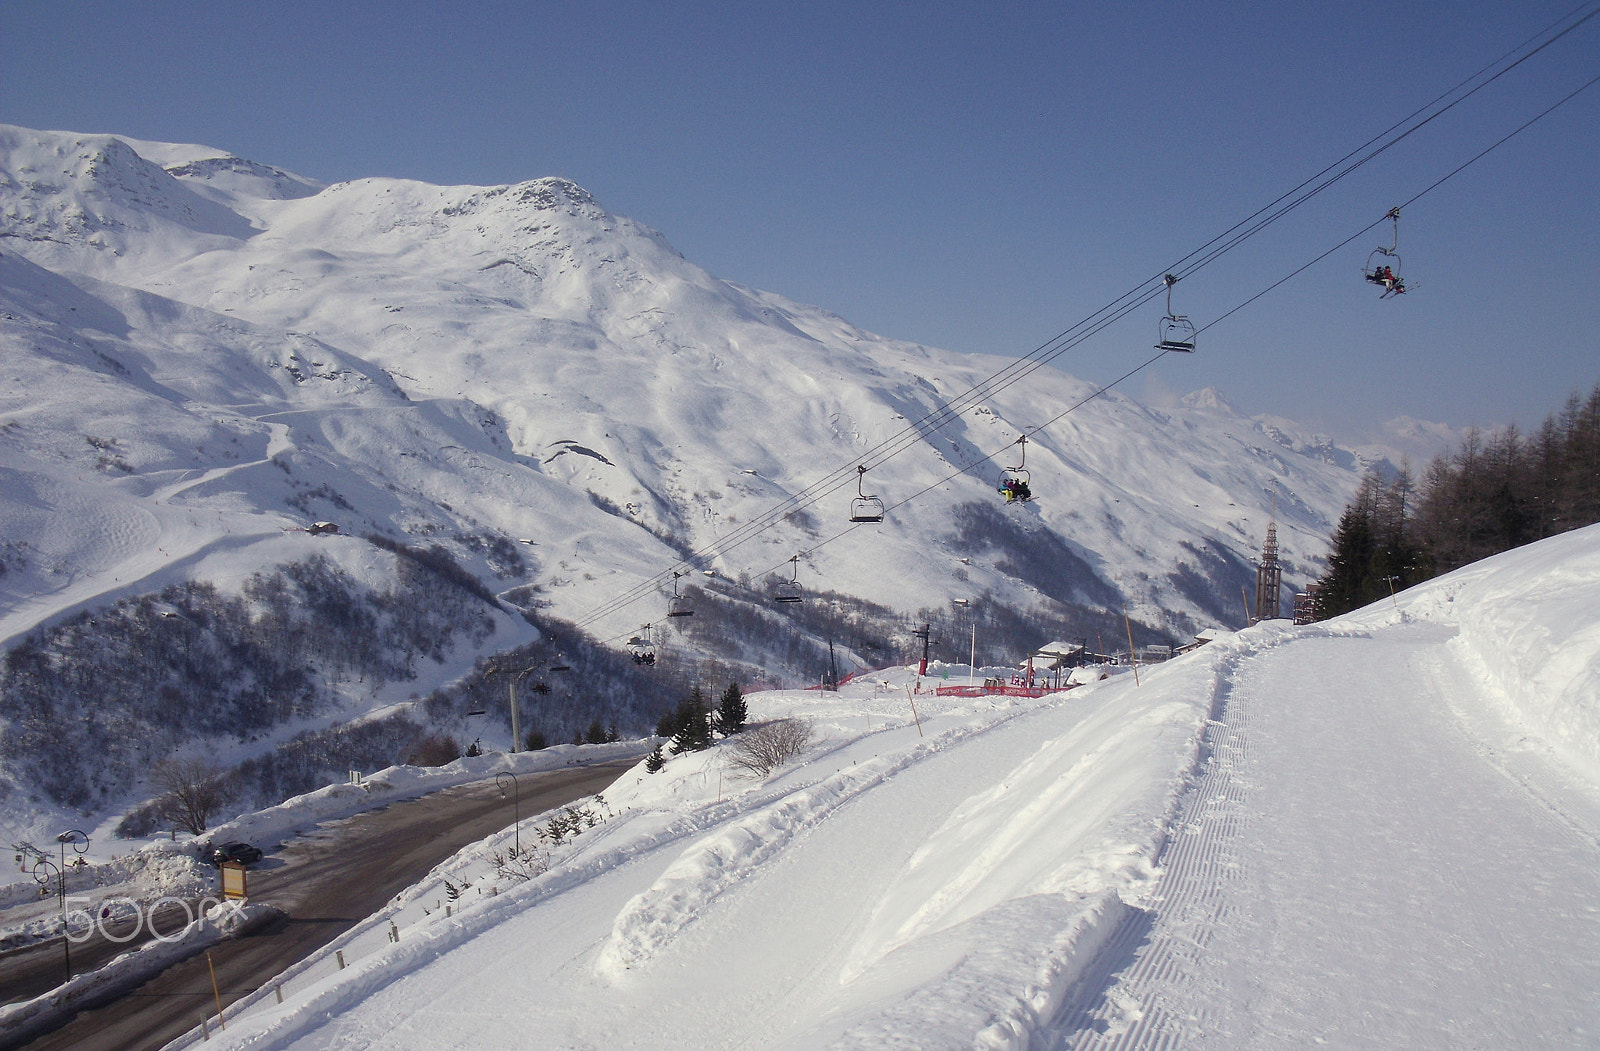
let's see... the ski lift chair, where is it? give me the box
[628,631,657,666]
[997,436,1033,503]
[773,555,804,604]
[1155,274,1196,352]
[849,466,886,523]
[1362,208,1406,298]
[667,570,695,618]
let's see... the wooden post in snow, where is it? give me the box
[207,951,225,1029]
[905,686,924,736]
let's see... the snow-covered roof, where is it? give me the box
[1032,640,1086,666]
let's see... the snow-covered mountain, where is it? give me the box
[0,124,1403,829]
[0,124,1377,630]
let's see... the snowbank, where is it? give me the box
[169,651,1239,1049]
[1373,523,1600,786]
[0,846,212,951]
[190,740,647,863]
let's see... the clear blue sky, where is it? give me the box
[5,1,1597,445]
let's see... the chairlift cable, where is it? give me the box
[1165,2,1600,287]
[1201,68,1600,338]
[742,61,1600,586]
[571,18,1600,632]
[746,349,1175,584]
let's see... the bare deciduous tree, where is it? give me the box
[151,758,230,835]
[726,718,813,779]
[404,731,461,767]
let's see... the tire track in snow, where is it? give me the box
[1045,634,1281,1049]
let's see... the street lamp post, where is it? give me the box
[33,830,88,984]
[496,772,522,854]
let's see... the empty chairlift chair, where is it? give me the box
[667,570,694,618]
[1156,273,1196,353]
[773,554,803,604]
[849,465,886,523]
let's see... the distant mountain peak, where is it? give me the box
[510,177,600,211]
[1179,387,1240,415]
[442,177,607,223]
[0,124,253,251]
[0,122,1376,653]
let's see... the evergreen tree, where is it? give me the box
[1316,469,1423,619]
[669,687,713,753]
[645,744,665,773]
[655,706,680,740]
[584,718,608,745]
[1316,494,1377,619]
[715,682,747,736]
[1317,378,1600,617]
[1563,383,1600,526]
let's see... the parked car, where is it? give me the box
[211,842,264,867]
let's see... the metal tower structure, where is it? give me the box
[1254,518,1283,623]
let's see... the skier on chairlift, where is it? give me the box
[1000,477,1032,503]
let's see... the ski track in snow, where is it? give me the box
[1051,622,1600,1049]
[1049,632,1267,1048]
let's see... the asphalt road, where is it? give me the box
[1,756,641,1051]
[1,899,215,1008]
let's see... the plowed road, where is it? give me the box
[2,755,640,1051]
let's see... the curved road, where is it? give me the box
[2,756,641,1051]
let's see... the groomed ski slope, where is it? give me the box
[1059,623,1600,1047]
[176,525,1600,1050]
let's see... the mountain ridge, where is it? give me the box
[0,122,1409,638]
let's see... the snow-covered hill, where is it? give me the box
[158,524,1600,1051]
[0,123,1412,834]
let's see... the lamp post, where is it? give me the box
[33,830,88,984]
[496,772,522,854]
